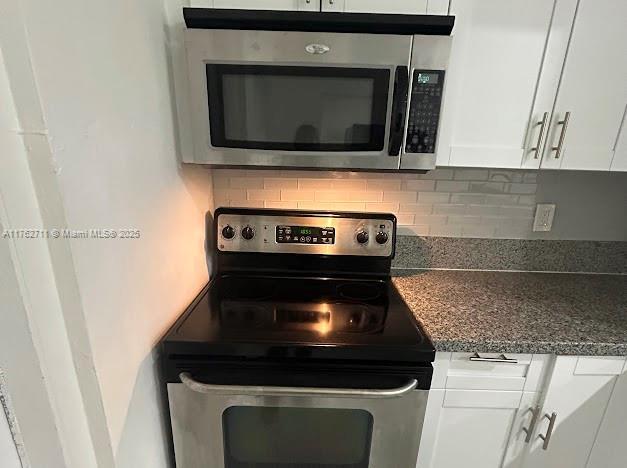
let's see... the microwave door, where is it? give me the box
[203,64,402,170]
[184,29,413,170]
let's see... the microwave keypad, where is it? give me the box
[405,70,445,154]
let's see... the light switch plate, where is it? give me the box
[533,204,556,232]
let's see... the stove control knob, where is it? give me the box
[241,225,255,240]
[221,225,235,240]
[356,230,369,245]
[375,231,389,245]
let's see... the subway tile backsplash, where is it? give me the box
[212,169,539,239]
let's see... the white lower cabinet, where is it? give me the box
[194,0,320,11]
[417,352,548,468]
[586,361,627,468]
[522,356,627,468]
[417,353,627,468]
[416,389,530,468]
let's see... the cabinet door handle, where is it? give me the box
[539,412,557,450]
[522,405,541,443]
[531,112,549,159]
[468,352,518,364]
[552,112,570,159]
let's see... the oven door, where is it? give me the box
[168,373,428,468]
[184,29,412,170]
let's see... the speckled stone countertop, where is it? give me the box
[393,270,627,356]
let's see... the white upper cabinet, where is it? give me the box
[539,0,627,171]
[610,110,627,171]
[321,0,428,14]
[436,0,556,168]
[193,0,320,11]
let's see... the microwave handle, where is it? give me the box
[388,65,409,156]
[179,372,417,399]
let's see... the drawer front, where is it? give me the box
[443,389,523,409]
[574,356,626,376]
[433,352,551,392]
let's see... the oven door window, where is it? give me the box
[206,65,390,152]
[223,406,373,467]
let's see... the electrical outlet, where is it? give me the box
[533,204,556,232]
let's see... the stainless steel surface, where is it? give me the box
[184,29,411,169]
[531,112,549,159]
[539,412,557,450]
[468,352,519,364]
[522,405,541,443]
[400,35,452,170]
[168,382,428,468]
[216,212,394,257]
[180,372,418,398]
[183,29,451,170]
[552,112,571,159]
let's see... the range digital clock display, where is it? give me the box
[276,225,335,244]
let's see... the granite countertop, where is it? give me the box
[392,270,627,356]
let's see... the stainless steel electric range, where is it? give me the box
[161,208,435,468]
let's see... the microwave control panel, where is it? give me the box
[405,70,445,154]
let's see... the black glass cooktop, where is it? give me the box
[163,275,434,363]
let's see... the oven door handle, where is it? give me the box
[388,65,409,156]
[179,373,418,399]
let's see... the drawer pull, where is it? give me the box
[530,112,549,159]
[552,112,570,159]
[469,352,518,364]
[522,405,541,443]
[539,412,557,450]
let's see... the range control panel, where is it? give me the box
[276,226,335,244]
[405,69,445,154]
[216,209,395,257]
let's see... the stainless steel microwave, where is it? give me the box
[181,8,454,171]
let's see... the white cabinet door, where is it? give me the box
[521,0,578,169]
[540,0,627,170]
[321,0,428,14]
[194,0,320,11]
[522,356,622,468]
[610,109,627,171]
[0,407,20,468]
[586,361,627,468]
[610,109,627,172]
[416,389,525,468]
[437,0,556,168]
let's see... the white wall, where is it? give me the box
[1,39,97,468]
[2,0,213,466]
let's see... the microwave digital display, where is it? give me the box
[416,72,439,84]
[276,226,335,244]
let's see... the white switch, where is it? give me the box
[533,204,556,232]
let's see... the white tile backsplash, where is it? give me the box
[212,168,540,239]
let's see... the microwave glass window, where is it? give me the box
[207,65,390,152]
[222,406,373,467]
